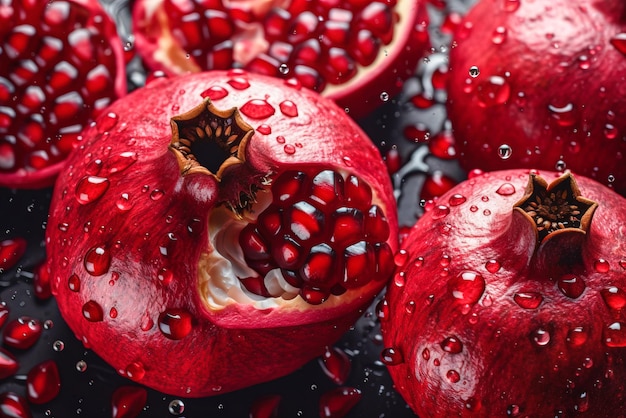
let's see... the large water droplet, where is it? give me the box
[513,292,543,309]
[557,274,586,299]
[446,369,461,383]
[75,176,110,204]
[594,258,610,273]
[566,326,588,347]
[240,99,276,119]
[380,347,404,365]
[431,205,450,220]
[495,182,516,196]
[82,300,104,322]
[604,322,626,347]
[97,112,118,134]
[158,309,193,340]
[448,271,485,305]
[448,194,466,206]
[125,361,146,381]
[485,259,501,273]
[531,327,551,346]
[279,100,298,117]
[440,336,463,354]
[84,246,111,276]
[548,102,576,127]
[107,151,138,174]
[601,286,626,310]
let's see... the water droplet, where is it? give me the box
[485,259,501,273]
[227,77,250,90]
[449,271,486,305]
[566,326,588,347]
[557,274,586,299]
[319,346,351,385]
[97,112,118,134]
[157,267,173,286]
[279,100,298,117]
[440,336,463,354]
[446,369,461,383]
[469,66,480,77]
[431,205,450,220]
[495,183,516,196]
[86,159,103,175]
[116,193,133,211]
[548,102,576,127]
[380,347,404,365]
[497,144,512,160]
[125,361,145,381]
[283,144,296,155]
[107,151,138,174]
[555,160,567,171]
[504,0,521,12]
[257,124,271,135]
[405,300,416,314]
[84,246,111,276]
[513,292,543,309]
[240,99,275,119]
[379,91,389,102]
[111,386,148,418]
[491,26,507,44]
[610,33,626,56]
[75,176,110,204]
[507,405,521,416]
[82,300,103,322]
[448,194,466,207]
[201,86,228,100]
[594,258,610,273]
[605,322,626,347]
[158,309,193,340]
[476,76,510,107]
[26,360,60,404]
[601,286,626,310]
[168,399,185,416]
[531,327,551,346]
[52,340,65,352]
[76,360,87,372]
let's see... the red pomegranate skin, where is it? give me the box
[447,0,626,196]
[382,169,626,417]
[45,70,398,397]
[0,0,127,189]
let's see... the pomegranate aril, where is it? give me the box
[111,386,148,418]
[264,8,291,41]
[292,38,322,66]
[5,24,37,60]
[0,348,19,380]
[357,2,393,39]
[273,170,307,203]
[300,244,336,285]
[301,286,329,305]
[272,237,303,270]
[343,241,370,288]
[292,65,325,92]
[0,238,27,271]
[246,54,281,77]
[350,29,379,66]
[3,317,42,350]
[0,392,31,418]
[331,208,364,244]
[319,386,362,418]
[320,20,350,47]
[172,12,203,50]
[203,40,233,70]
[311,170,344,208]
[288,201,325,241]
[364,205,389,241]
[26,360,61,404]
[240,227,271,261]
[319,346,351,385]
[204,9,233,41]
[345,174,372,204]
[288,11,318,44]
[240,276,273,298]
[324,48,357,84]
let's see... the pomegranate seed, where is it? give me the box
[0,392,31,418]
[250,394,281,418]
[0,349,19,380]
[158,308,193,340]
[0,238,27,271]
[319,346,351,385]
[288,11,318,44]
[26,360,61,404]
[3,317,42,350]
[111,386,148,418]
[319,387,362,418]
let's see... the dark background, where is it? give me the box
[0,0,473,416]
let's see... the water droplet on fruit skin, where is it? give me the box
[26,360,61,404]
[446,369,461,383]
[594,259,610,273]
[380,347,403,365]
[531,327,551,346]
[75,176,110,204]
[548,102,576,127]
[0,392,31,418]
[379,91,389,102]
[83,245,111,276]
[82,300,104,322]
[279,100,298,117]
[283,144,296,155]
[319,346,351,385]
[468,65,480,77]
[485,259,501,273]
[3,317,42,349]
[158,309,193,340]
[96,112,118,134]
[319,387,362,418]
[111,386,148,418]
[495,183,516,196]
[250,394,281,418]
[107,151,138,174]
[567,327,588,347]
[604,322,626,347]
[476,76,510,107]
[125,361,146,381]
[557,274,586,299]
[201,86,228,100]
[440,336,463,354]
[491,26,507,44]
[240,99,275,119]
[601,286,626,310]
[448,194,466,206]
[448,271,486,305]
[257,124,271,135]
[168,399,185,415]
[513,292,543,309]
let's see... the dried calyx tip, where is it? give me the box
[514,171,598,244]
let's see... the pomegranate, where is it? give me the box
[45,69,398,397]
[382,168,626,417]
[0,0,127,189]
[131,0,430,118]
[446,0,626,195]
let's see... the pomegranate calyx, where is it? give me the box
[514,171,598,246]
[169,99,254,179]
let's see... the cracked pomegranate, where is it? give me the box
[0,0,127,189]
[131,0,430,119]
[382,169,626,417]
[45,69,398,396]
[447,0,626,195]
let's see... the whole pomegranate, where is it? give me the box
[382,169,626,417]
[0,0,127,189]
[131,0,430,119]
[446,0,626,195]
[45,69,398,397]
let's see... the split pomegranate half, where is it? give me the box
[0,0,127,189]
[45,70,398,396]
[131,0,430,118]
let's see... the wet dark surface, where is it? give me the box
[0,0,473,416]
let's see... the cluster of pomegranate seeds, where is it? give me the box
[240,169,394,304]
[162,0,397,92]
[0,0,122,175]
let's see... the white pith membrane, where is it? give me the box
[197,168,383,312]
[138,0,419,96]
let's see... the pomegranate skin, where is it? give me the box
[382,169,626,417]
[45,70,398,397]
[447,0,626,196]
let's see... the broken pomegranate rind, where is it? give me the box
[514,171,598,244]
